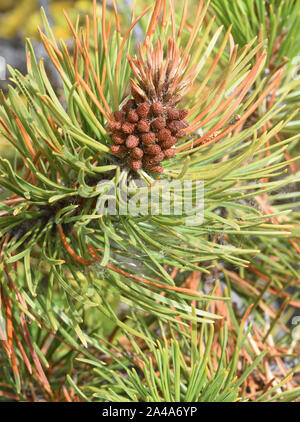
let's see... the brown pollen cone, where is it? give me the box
[127,109,139,123]
[163,148,175,159]
[137,120,150,132]
[122,122,135,134]
[149,164,164,173]
[160,137,176,150]
[141,132,156,145]
[152,117,166,131]
[113,111,125,121]
[145,144,162,156]
[109,38,195,173]
[157,128,171,142]
[131,147,144,159]
[137,102,150,119]
[126,135,140,149]
[111,145,127,156]
[151,102,164,116]
[129,159,143,171]
[112,134,125,145]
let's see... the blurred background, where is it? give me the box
[0,0,150,160]
[0,0,99,91]
[0,0,119,159]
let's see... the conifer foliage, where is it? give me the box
[0,0,299,402]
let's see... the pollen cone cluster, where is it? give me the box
[109,38,195,173]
